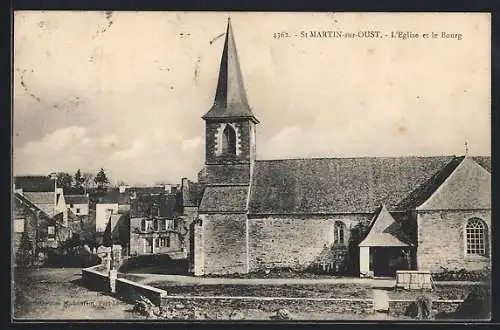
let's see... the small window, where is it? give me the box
[161,219,167,231]
[466,218,488,256]
[151,206,159,217]
[76,208,80,214]
[166,236,170,248]
[333,221,346,245]
[70,203,74,208]
[141,219,146,231]
[48,226,55,235]
[14,218,24,233]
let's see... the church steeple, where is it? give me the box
[202,18,259,124]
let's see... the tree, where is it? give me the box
[74,169,84,187]
[94,168,110,189]
[55,172,73,189]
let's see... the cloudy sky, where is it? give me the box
[13,12,490,185]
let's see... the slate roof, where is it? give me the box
[14,193,52,220]
[247,156,489,215]
[65,195,89,205]
[198,185,249,213]
[130,193,179,218]
[14,176,54,192]
[23,192,55,205]
[202,19,259,124]
[417,156,491,210]
[359,205,412,247]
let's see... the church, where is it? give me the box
[190,19,491,277]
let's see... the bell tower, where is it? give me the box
[199,18,259,185]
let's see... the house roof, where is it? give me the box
[65,195,89,205]
[130,193,179,218]
[14,176,54,192]
[359,205,412,247]
[417,156,491,210]
[14,193,52,220]
[23,192,55,205]
[202,19,259,124]
[198,185,249,213]
[248,156,461,214]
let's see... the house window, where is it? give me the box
[333,221,346,245]
[158,237,170,248]
[48,226,55,235]
[161,219,167,231]
[466,218,488,256]
[76,208,80,214]
[141,219,146,231]
[14,218,24,233]
[151,206,159,217]
[70,203,74,208]
[154,219,159,231]
[221,125,237,155]
[146,220,154,231]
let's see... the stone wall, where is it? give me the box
[115,278,168,306]
[248,215,371,271]
[417,210,491,272]
[160,296,373,316]
[197,213,248,275]
[198,164,250,185]
[205,121,253,164]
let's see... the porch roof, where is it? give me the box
[359,205,412,247]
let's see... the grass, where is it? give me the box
[148,282,372,298]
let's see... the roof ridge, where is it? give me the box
[255,155,458,162]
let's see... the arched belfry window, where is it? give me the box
[466,218,488,256]
[334,221,346,245]
[222,125,237,155]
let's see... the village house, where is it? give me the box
[65,194,89,217]
[13,192,72,266]
[190,19,491,277]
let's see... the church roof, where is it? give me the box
[202,18,259,124]
[198,185,249,213]
[359,205,412,247]
[248,156,491,215]
[417,156,491,210]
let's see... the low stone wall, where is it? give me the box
[115,278,168,306]
[161,296,373,315]
[81,265,109,292]
[81,265,168,306]
[388,299,462,317]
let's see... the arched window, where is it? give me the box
[466,218,488,256]
[334,221,346,245]
[221,125,237,155]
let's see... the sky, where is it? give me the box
[13,12,491,185]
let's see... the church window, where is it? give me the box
[466,218,488,256]
[221,125,237,155]
[334,221,346,245]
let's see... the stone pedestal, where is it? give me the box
[109,269,117,293]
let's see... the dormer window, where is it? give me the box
[222,125,236,155]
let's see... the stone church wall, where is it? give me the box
[247,214,372,272]
[198,213,248,274]
[417,210,491,272]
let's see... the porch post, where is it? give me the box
[359,246,370,277]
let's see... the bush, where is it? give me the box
[454,285,491,319]
[432,267,490,282]
[405,295,433,319]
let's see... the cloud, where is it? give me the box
[14,126,203,185]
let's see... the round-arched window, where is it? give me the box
[221,125,237,155]
[465,218,488,256]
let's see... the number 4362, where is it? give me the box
[273,32,289,39]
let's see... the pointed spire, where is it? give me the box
[202,19,259,124]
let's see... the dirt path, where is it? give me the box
[13,267,144,320]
